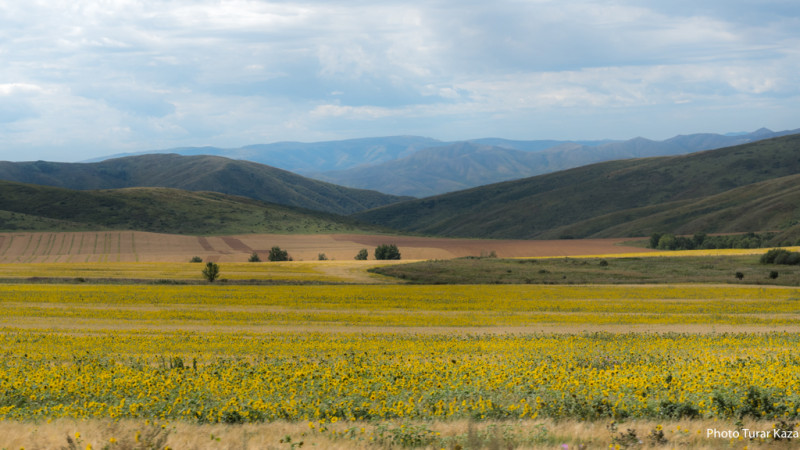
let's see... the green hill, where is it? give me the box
[0,181,383,235]
[352,134,800,240]
[0,154,406,215]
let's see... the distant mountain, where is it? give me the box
[0,181,383,235]
[312,142,564,198]
[0,154,406,215]
[317,128,800,196]
[85,129,798,198]
[352,134,800,241]
[88,136,443,174]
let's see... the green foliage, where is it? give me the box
[373,422,438,448]
[649,232,663,249]
[354,248,369,260]
[317,253,328,261]
[202,262,220,282]
[374,244,401,260]
[248,252,261,262]
[268,246,290,262]
[190,256,203,263]
[761,248,800,265]
[651,232,777,250]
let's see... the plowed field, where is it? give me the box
[0,231,650,263]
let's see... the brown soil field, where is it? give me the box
[0,231,651,263]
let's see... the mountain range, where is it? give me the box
[91,128,799,197]
[1,129,799,243]
[353,133,800,242]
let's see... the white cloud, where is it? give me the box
[0,0,798,160]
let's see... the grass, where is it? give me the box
[0,261,394,284]
[4,283,800,331]
[370,251,800,285]
[2,417,795,449]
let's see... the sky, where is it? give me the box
[1,0,799,162]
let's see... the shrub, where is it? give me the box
[761,248,789,264]
[354,249,368,260]
[268,246,289,262]
[190,256,203,263]
[375,244,401,260]
[202,262,220,282]
[318,253,328,261]
[735,271,744,280]
[248,252,261,262]
[761,248,800,265]
[769,271,779,280]
[648,232,663,249]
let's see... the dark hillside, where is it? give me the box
[0,181,382,235]
[0,154,406,215]
[353,134,800,239]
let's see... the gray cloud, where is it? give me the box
[0,0,797,160]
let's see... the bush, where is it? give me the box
[190,256,203,263]
[375,244,401,260]
[354,249,368,260]
[761,248,790,264]
[318,253,328,261]
[248,252,261,262]
[268,246,289,262]
[651,231,776,250]
[761,248,800,265]
[202,262,220,282]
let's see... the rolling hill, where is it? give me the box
[0,180,382,235]
[352,134,800,241]
[86,129,798,198]
[0,154,406,215]
[313,128,800,196]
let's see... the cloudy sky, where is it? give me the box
[1,0,798,161]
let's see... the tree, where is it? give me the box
[354,248,368,260]
[318,253,328,261]
[649,232,663,249]
[374,244,401,260]
[202,262,220,282]
[248,252,261,262]
[268,246,289,262]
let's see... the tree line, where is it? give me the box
[648,232,778,251]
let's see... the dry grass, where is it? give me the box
[2,417,796,449]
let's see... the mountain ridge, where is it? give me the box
[319,128,800,196]
[79,128,800,197]
[351,134,800,241]
[0,180,383,235]
[0,154,407,215]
